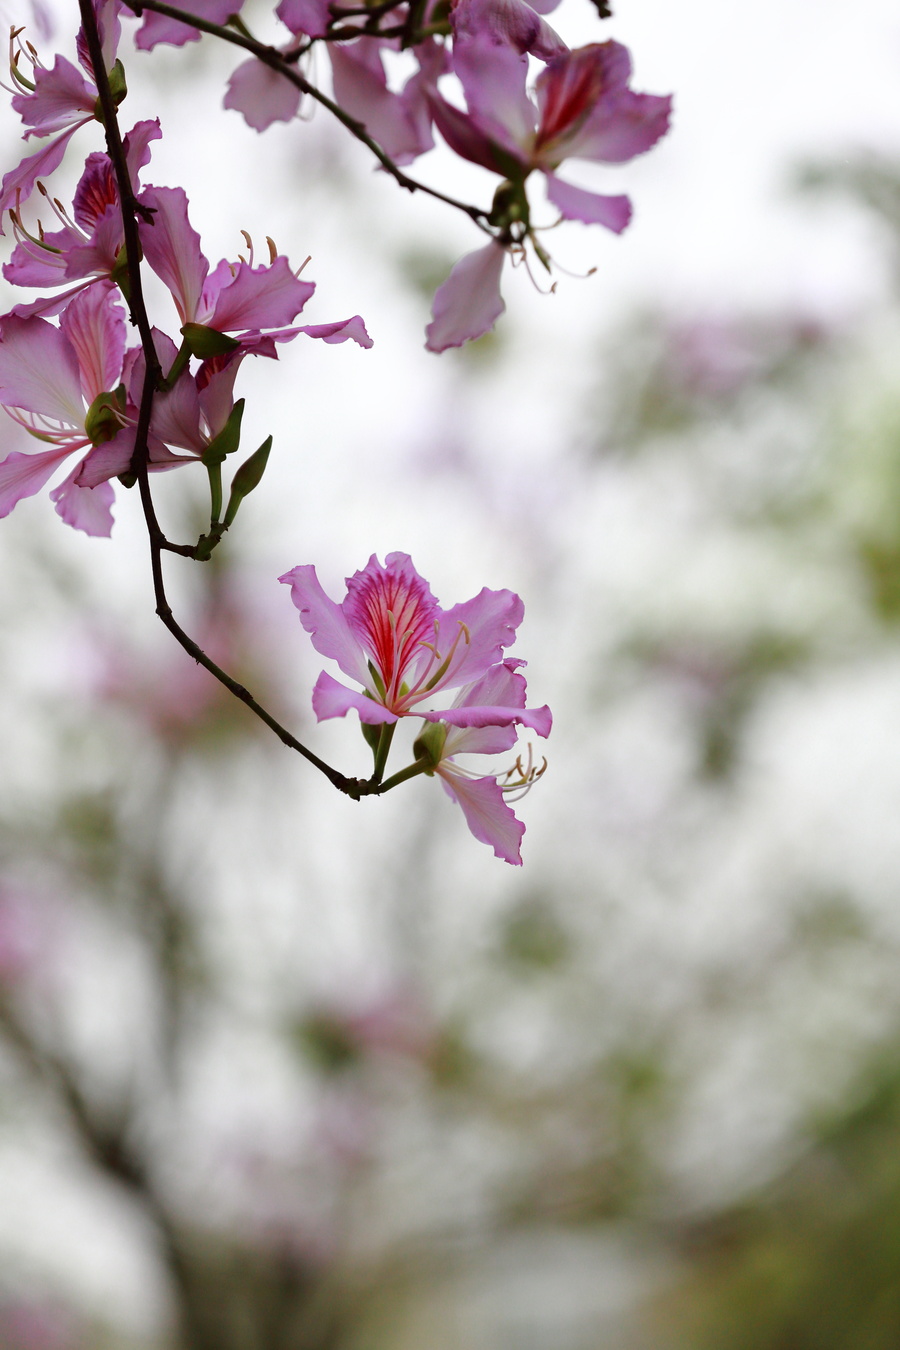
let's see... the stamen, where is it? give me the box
[266,236,278,264]
[240,228,254,268]
[499,744,548,800]
[295,254,312,278]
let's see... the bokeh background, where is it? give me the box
[2,0,900,1345]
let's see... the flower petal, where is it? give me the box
[330,41,431,165]
[423,702,552,734]
[425,242,506,353]
[0,445,74,518]
[12,56,95,136]
[295,316,374,348]
[59,281,125,402]
[205,257,315,333]
[0,313,83,423]
[312,670,398,724]
[134,0,243,49]
[224,58,301,132]
[433,585,524,688]
[138,185,209,326]
[279,564,371,686]
[0,124,85,227]
[50,462,114,536]
[438,767,524,864]
[276,0,332,38]
[544,173,631,230]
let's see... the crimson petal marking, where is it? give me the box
[343,552,439,695]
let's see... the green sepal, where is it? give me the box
[201,398,245,467]
[412,721,447,774]
[93,60,127,120]
[222,434,271,527]
[181,323,241,359]
[84,385,126,447]
[361,721,382,755]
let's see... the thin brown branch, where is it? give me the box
[78,0,381,798]
[123,0,491,227]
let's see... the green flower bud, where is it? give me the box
[84,385,126,446]
[222,434,271,527]
[412,721,448,773]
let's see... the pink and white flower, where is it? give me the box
[0,281,133,534]
[279,551,549,728]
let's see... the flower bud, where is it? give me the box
[412,721,448,772]
[222,435,272,527]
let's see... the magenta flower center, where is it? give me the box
[346,567,437,697]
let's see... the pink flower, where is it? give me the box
[414,659,551,864]
[0,4,124,224]
[0,282,132,534]
[432,39,671,197]
[424,40,670,349]
[3,120,161,317]
[136,185,371,351]
[279,552,548,728]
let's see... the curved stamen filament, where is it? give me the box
[404,620,471,706]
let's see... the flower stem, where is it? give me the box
[371,721,396,785]
[378,759,431,793]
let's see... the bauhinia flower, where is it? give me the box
[0,280,134,534]
[425,39,672,350]
[0,3,123,223]
[413,659,551,864]
[4,120,161,318]
[279,551,550,729]
[137,185,372,354]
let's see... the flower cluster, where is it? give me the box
[0,8,370,536]
[214,0,672,349]
[280,552,551,863]
[2,0,671,354]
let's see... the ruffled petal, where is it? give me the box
[205,257,315,333]
[295,316,373,348]
[422,701,551,734]
[432,585,523,688]
[278,564,371,686]
[11,56,95,136]
[0,445,74,518]
[50,462,114,536]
